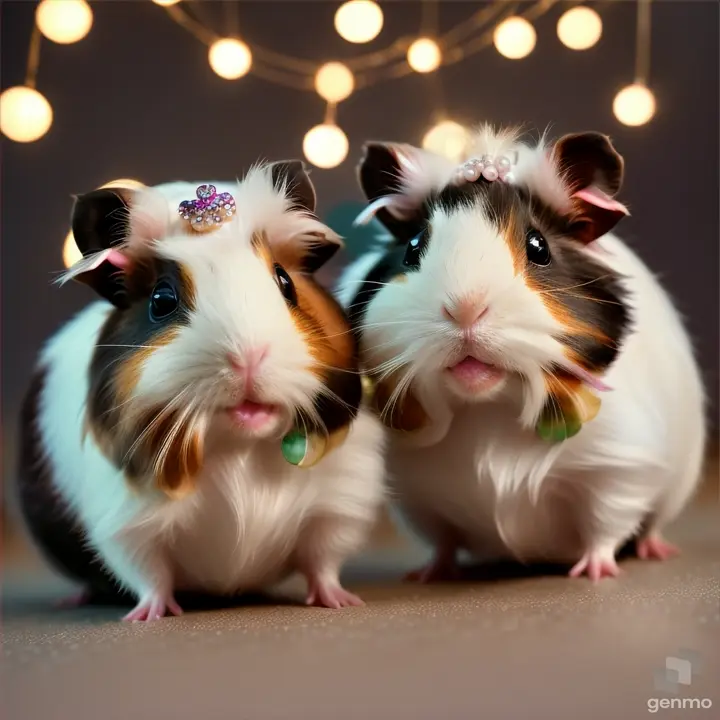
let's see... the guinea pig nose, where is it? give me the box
[227,346,269,373]
[443,296,488,329]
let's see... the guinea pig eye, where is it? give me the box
[149,280,179,322]
[274,263,297,306]
[403,229,429,269]
[526,229,551,266]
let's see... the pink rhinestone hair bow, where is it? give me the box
[178,184,236,233]
[452,153,517,186]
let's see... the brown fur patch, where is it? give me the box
[370,371,428,432]
[251,230,275,272]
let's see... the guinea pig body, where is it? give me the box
[18,164,386,619]
[340,127,706,581]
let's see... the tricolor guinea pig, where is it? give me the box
[337,125,706,582]
[18,161,386,621]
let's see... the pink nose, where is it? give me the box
[443,296,488,329]
[227,346,269,378]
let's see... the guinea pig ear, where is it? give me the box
[62,188,135,308]
[270,159,317,214]
[553,132,630,243]
[356,142,434,243]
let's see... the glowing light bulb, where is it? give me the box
[493,16,536,60]
[208,38,252,80]
[63,230,82,268]
[334,1,383,44]
[315,62,355,103]
[422,120,469,162]
[0,86,53,143]
[557,6,602,50]
[407,38,442,73]
[152,0,182,6]
[613,84,656,127]
[35,0,93,45]
[303,124,349,169]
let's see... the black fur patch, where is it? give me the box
[16,367,122,594]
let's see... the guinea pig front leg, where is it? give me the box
[90,528,182,621]
[295,515,371,609]
[566,467,657,582]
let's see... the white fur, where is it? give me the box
[34,169,386,606]
[339,209,705,567]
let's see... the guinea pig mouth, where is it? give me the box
[225,400,279,430]
[445,356,506,389]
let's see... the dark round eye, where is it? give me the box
[274,264,297,306]
[403,229,429,269]
[149,280,179,322]
[526,229,551,266]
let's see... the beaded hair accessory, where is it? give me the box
[451,151,518,186]
[178,184,236,233]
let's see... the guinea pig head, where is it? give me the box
[352,126,633,433]
[63,161,358,496]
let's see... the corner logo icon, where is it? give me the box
[653,650,702,694]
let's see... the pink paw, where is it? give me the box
[636,535,680,561]
[306,580,364,609]
[54,588,92,609]
[404,556,459,584]
[122,591,183,622]
[569,549,621,582]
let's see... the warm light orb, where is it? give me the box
[152,0,182,6]
[422,120,469,162]
[493,16,536,60]
[208,38,252,80]
[303,124,349,169]
[613,84,656,126]
[63,230,82,269]
[407,38,442,73]
[35,0,93,45]
[0,86,53,143]
[557,6,602,50]
[334,1,383,44]
[315,62,355,103]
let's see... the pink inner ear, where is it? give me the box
[573,186,629,215]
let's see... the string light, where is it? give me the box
[613,83,656,126]
[557,7,602,50]
[303,123,349,169]
[151,0,182,6]
[493,16,536,60]
[407,38,442,73]
[334,1,384,44]
[315,62,355,103]
[35,0,93,45]
[62,231,82,268]
[0,86,53,143]
[422,120,469,162]
[208,38,252,80]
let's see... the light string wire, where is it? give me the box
[162,0,551,94]
[634,0,652,85]
[25,22,42,89]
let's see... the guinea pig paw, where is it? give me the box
[568,548,621,582]
[123,591,184,622]
[404,556,460,584]
[305,578,365,610]
[636,535,680,561]
[53,588,93,609]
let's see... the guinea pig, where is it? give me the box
[337,125,706,582]
[17,161,386,620]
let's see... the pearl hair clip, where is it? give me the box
[178,184,236,233]
[452,152,518,186]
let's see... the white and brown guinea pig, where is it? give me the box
[337,125,706,582]
[17,161,386,621]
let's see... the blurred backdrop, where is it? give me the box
[1,1,718,523]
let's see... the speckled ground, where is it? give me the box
[4,480,719,720]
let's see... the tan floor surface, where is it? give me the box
[3,471,719,720]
